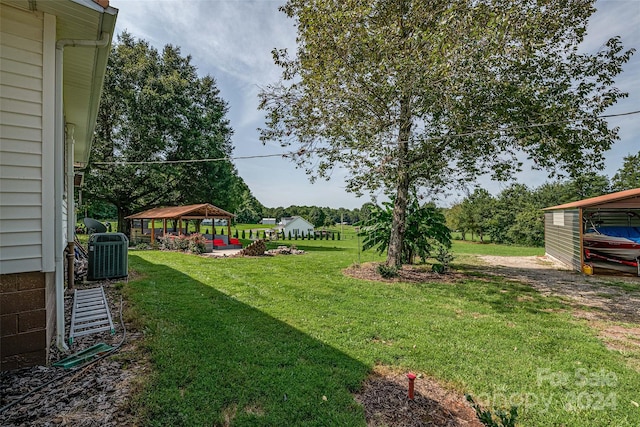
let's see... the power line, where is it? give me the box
[93,152,289,166]
[91,109,640,166]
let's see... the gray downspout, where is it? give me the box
[54,32,110,351]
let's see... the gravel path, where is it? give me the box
[475,255,640,323]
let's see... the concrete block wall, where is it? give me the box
[0,272,49,371]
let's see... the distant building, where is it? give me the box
[278,216,314,237]
[260,218,276,225]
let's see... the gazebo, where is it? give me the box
[126,203,234,243]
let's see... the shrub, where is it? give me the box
[159,235,174,251]
[188,233,207,254]
[434,243,455,272]
[288,231,292,240]
[174,234,190,251]
[234,229,239,238]
[377,264,398,278]
[431,263,445,274]
[466,395,518,427]
[241,229,246,239]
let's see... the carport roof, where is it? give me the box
[125,204,234,220]
[543,188,640,210]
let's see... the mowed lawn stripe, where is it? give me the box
[126,246,639,426]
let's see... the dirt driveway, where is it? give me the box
[475,255,640,324]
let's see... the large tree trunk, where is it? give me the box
[117,207,130,235]
[386,96,412,267]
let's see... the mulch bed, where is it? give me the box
[344,262,466,284]
[0,280,143,427]
[355,367,483,427]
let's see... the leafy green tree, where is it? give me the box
[444,203,465,240]
[359,198,450,265]
[506,206,545,247]
[488,184,532,244]
[612,151,640,191]
[76,196,117,221]
[260,0,634,267]
[567,173,611,200]
[85,32,249,232]
[533,181,573,208]
[460,189,495,242]
[309,207,326,227]
[235,189,264,224]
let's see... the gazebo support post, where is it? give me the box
[227,217,231,239]
[151,219,155,243]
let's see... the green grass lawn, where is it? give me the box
[124,239,638,426]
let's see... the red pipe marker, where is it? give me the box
[407,372,417,400]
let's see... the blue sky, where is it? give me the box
[113,0,639,209]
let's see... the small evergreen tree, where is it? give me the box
[241,229,246,239]
[288,231,292,240]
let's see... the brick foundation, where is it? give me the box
[1,272,52,371]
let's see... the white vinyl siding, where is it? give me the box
[283,218,315,237]
[0,3,44,274]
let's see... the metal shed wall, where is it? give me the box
[544,209,581,271]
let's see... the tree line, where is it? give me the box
[235,201,376,228]
[446,154,639,247]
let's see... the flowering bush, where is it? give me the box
[188,233,207,254]
[159,233,206,254]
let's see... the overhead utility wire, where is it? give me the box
[92,109,640,166]
[94,152,287,166]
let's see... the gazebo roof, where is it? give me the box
[125,204,234,220]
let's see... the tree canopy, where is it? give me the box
[612,151,640,191]
[84,32,256,231]
[259,0,634,266]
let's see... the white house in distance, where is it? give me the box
[278,216,315,237]
[0,0,117,370]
